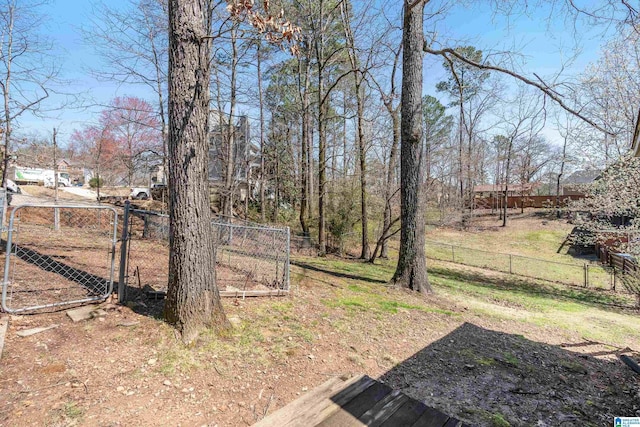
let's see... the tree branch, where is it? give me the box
[423,44,614,135]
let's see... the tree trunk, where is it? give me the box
[318,97,327,255]
[298,53,311,236]
[223,24,239,217]
[343,91,348,177]
[556,131,568,216]
[1,3,14,188]
[458,99,464,208]
[316,2,327,256]
[379,43,402,260]
[273,149,280,221]
[392,0,430,293]
[356,82,370,259]
[165,0,229,343]
[632,104,640,156]
[502,137,514,227]
[340,3,369,259]
[257,42,266,222]
[381,107,400,259]
[153,34,168,188]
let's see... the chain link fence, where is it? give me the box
[0,188,7,232]
[2,204,118,313]
[121,204,290,299]
[426,240,615,290]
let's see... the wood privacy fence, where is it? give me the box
[596,243,638,274]
[473,194,584,210]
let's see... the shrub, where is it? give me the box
[89,177,104,188]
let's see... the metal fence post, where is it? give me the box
[274,229,280,285]
[2,208,16,312]
[587,264,589,287]
[612,268,616,291]
[118,200,131,303]
[509,254,513,274]
[286,227,290,291]
[451,245,455,262]
[0,188,6,231]
[583,263,587,287]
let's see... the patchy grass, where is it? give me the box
[63,402,84,419]
[425,228,613,290]
[3,253,639,427]
[428,264,631,309]
[294,247,640,352]
[489,413,511,427]
[502,352,519,366]
[292,256,394,285]
[424,213,606,272]
[425,213,572,259]
[428,261,640,349]
[318,278,457,318]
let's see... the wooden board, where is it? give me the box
[359,390,410,426]
[254,375,364,427]
[316,382,394,427]
[280,375,373,427]
[410,407,452,427]
[220,289,289,298]
[252,375,463,427]
[379,398,429,426]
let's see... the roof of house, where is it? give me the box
[562,169,600,185]
[473,183,539,193]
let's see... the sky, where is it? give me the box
[15,0,618,149]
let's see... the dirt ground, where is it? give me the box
[0,263,638,427]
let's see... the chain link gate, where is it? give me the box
[2,204,118,313]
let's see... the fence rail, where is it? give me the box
[426,239,617,290]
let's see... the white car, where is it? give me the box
[130,187,150,200]
[6,179,20,194]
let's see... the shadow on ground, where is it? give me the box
[378,322,640,426]
[429,264,636,310]
[290,260,388,284]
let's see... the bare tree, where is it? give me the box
[0,0,57,186]
[87,0,170,182]
[369,38,402,262]
[495,86,545,226]
[221,22,240,216]
[576,27,640,161]
[256,40,267,222]
[340,0,382,260]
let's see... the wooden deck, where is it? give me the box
[253,375,470,427]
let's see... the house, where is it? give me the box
[57,159,71,171]
[55,159,90,185]
[208,112,258,201]
[473,183,539,198]
[561,169,600,196]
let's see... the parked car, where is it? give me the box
[130,187,150,200]
[6,179,21,194]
